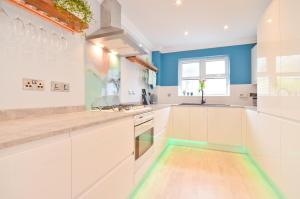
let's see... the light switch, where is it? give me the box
[51,81,70,92]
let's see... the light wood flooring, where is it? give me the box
[132,146,281,199]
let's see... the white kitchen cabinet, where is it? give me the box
[245,109,258,153]
[249,113,282,188]
[207,108,242,146]
[71,118,134,198]
[171,106,190,139]
[79,156,134,199]
[154,107,171,135]
[278,0,300,122]
[0,135,71,199]
[281,120,300,199]
[190,107,207,142]
[257,0,281,116]
[251,45,257,84]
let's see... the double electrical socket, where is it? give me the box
[23,79,70,92]
[23,79,45,91]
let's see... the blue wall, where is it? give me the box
[152,44,256,86]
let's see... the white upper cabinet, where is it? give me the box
[279,0,300,121]
[257,0,281,116]
[190,107,207,142]
[0,135,71,199]
[251,45,258,84]
[207,108,243,146]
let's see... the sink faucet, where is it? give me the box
[199,80,206,105]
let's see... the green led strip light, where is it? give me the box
[130,139,286,199]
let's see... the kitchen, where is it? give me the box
[0,0,299,199]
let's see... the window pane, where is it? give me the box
[205,79,228,96]
[182,62,200,78]
[205,60,226,75]
[180,80,200,96]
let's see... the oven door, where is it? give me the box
[135,120,154,160]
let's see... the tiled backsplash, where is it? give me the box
[155,84,257,106]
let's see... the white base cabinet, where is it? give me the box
[171,106,190,140]
[0,135,71,199]
[79,156,134,199]
[170,106,243,147]
[207,108,243,146]
[71,118,134,198]
[190,107,207,142]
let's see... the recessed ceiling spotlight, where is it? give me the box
[184,31,189,36]
[266,18,273,23]
[224,25,229,30]
[176,0,182,6]
[139,44,143,47]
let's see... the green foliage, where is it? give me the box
[55,0,93,24]
[199,80,206,90]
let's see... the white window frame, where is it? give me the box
[178,56,230,96]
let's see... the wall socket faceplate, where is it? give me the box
[23,79,45,91]
[51,81,70,92]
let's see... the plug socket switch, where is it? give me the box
[23,79,45,91]
[51,81,70,92]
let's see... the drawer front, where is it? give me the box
[71,118,134,198]
[79,156,134,199]
[207,108,242,146]
[154,108,170,135]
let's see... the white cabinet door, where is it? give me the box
[281,120,300,199]
[171,106,190,140]
[71,118,134,198]
[251,45,257,84]
[79,156,134,199]
[250,113,282,188]
[207,108,242,146]
[0,135,71,199]
[257,0,281,116]
[245,109,258,154]
[154,107,171,135]
[279,0,300,122]
[190,107,207,142]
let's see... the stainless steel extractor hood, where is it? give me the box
[86,0,147,57]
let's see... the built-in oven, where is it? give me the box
[134,112,154,161]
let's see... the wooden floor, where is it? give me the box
[132,146,280,199]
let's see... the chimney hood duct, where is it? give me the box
[86,0,147,57]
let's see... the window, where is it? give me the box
[178,56,230,96]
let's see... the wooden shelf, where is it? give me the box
[9,0,88,32]
[127,56,158,72]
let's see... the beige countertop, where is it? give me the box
[0,105,171,150]
[0,104,257,151]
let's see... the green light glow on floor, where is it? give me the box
[129,145,172,199]
[130,139,285,199]
[244,152,286,199]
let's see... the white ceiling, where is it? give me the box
[117,0,271,52]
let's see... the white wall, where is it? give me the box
[119,58,147,104]
[156,85,257,106]
[0,1,86,109]
[0,0,153,110]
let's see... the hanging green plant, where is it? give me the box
[54,0,93,24]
